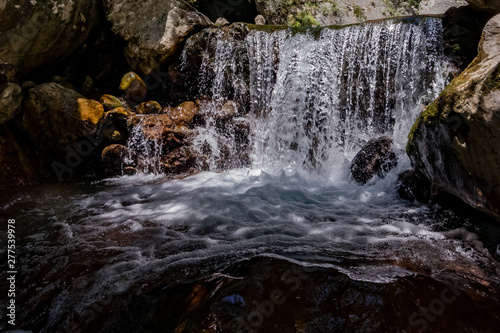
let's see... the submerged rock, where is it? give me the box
[104,0,212,75]
[0,82,23,124]
[23,83,104,152]
[408,14,500,218]
[350,136,397,184]
[0,0,101,81]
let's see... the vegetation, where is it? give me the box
[353,5,366,22]
[257,0,339,26]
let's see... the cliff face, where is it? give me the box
[408,14,500,218]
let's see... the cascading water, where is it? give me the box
[3,18,500,333]
[188,18,448,177]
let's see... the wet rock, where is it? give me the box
[419,0,468,15]
[408,14,500,218]
[166,101,198,126]
[0,0,101,81]
[99,94,123,111]
[101,144,131,176]
[255,14,266,25]
[136,101,162,115]
[104,0,212,75]
[129,114,176,141]
[120,72,147,102]
[23,83,104,152]
[215,17,230,26]
[350,136,397,184]
[164,146,197,174]
[0,82,23,124]
[21,81,37,91]
[101,107,133,142]
[466,0,500,13]
[397,169,433,203]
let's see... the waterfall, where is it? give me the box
[188,18,449,177]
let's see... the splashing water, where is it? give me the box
[190,18,448,177]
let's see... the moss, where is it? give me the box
[119,72,145,91]
[353,5,366,22]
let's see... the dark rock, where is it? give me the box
[136,101,162,115]
[0,82,23,124]
[120,72,147,103]
[99,95,123,111]
[443,6,494,69]
[350,136,397,184]
[407,14,500,218]
[0,0,101,81]
[397,169,433,203]
[101,144,131,176]
[196,0,258,23]
[22,83,104,152]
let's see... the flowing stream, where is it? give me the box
[1,18,500,332]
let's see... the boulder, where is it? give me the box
[0,0,101,81]
[0,82,23,124]
[119,72,147,103]
[255,14,266,25]
[103,0,212,75]
[215,17,230,26]
[166,101,198,126]
[101,144,132,176]
[129,114,176,141]
[22,83,104,152]
[419,0,468,15]
[407,14,500,218]
[101,107,134,142]
[99,94,123,111]
[465,0,500,14]
[397,169,434,203]
[350,136,398,184]
[136,101,162,115]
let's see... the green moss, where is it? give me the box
[353,5,366,22]
[287,9,320,27]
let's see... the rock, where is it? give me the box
[101,107,133,142]
[99,94,123,111]
[195,0,258,23]
[0,0,101,81]
[166,101,198,126]
[215,17,230,25]
[255,14,266,25]
[101,144,131,176]
[103,0,212,75]
[419,0,468,15]
[136,101,162,115]
[129,114,175,141]
[164,146,196,174]
[22,83,104,152]
[407,14,500,218]
[350,136,398,184]
[21,81,37,90]
[0,82,23,124]
[442,6,493,69]
[0,125,38,191]
[466,0,500,14]
[120,72,147,102]
[397,170,434,203]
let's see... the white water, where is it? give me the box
[191,18,448,178]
